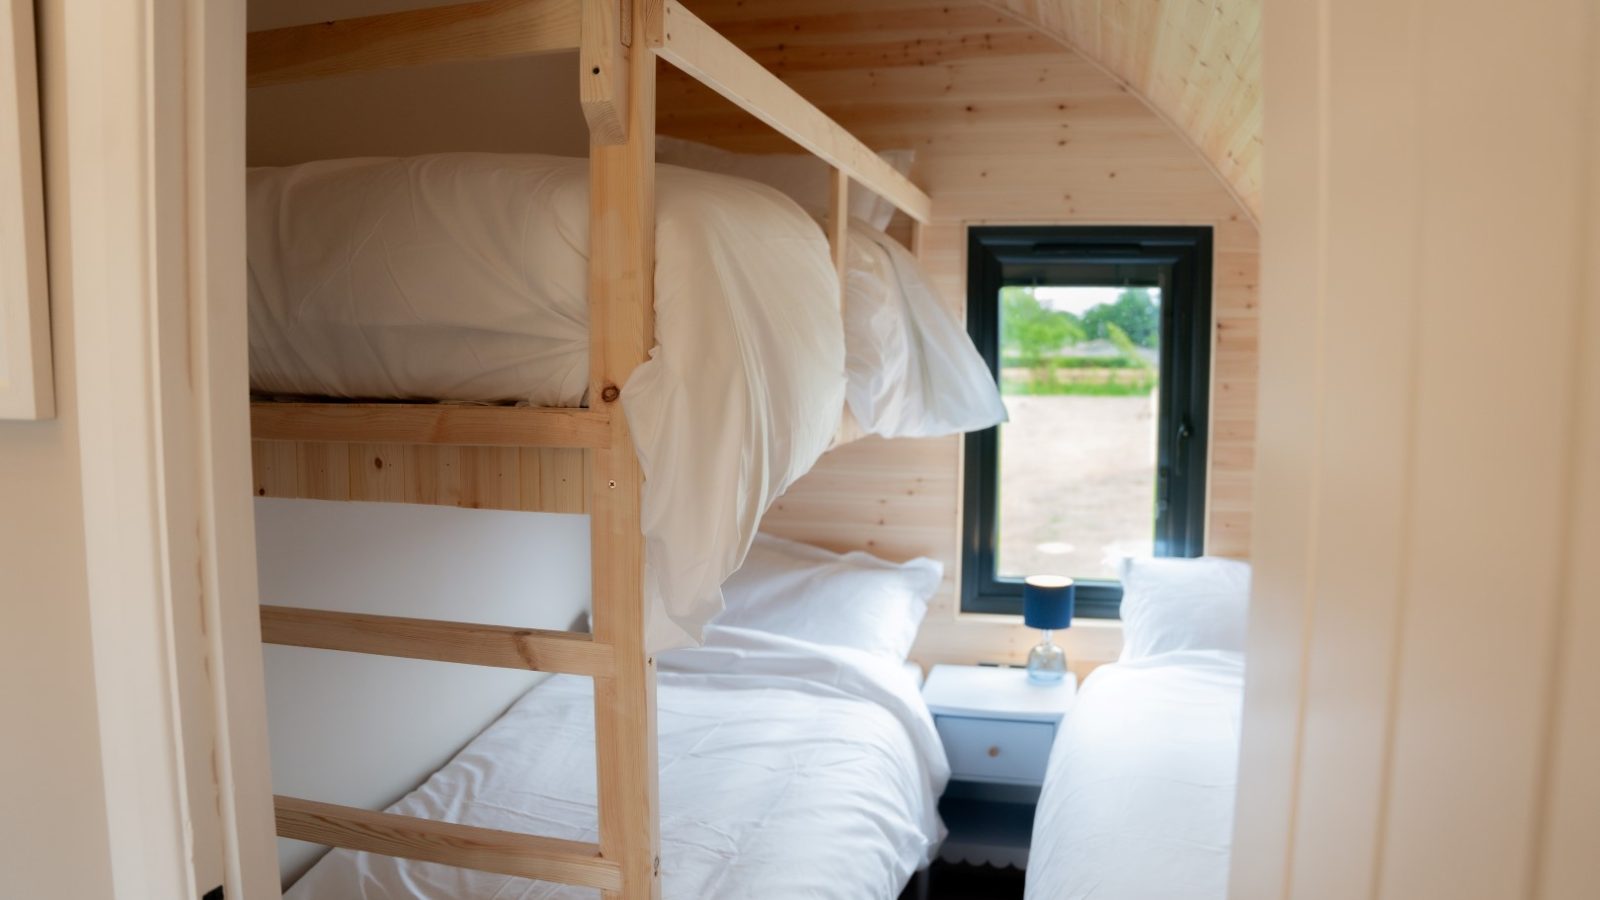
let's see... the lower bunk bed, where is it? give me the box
[1024,558,1251,900]
[283,535,953,899]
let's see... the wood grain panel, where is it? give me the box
[260,605,614,677]
[669,0,1259,669]
[982,0,1262,220]
[274,795,620,890]
[250,402,611,448]
[246,0,583,88]
[252,441,588,514]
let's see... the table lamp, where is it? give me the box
[1023,575,1074,684]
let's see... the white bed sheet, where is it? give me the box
[248,154,846,650]
[286,629,950,900]
[1025,650,1245,900]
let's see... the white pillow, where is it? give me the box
[657,137,915,230]
[1118,556,1252,661]
[844,222,1008,438]
[708,533,942,661]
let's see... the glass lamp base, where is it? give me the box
[1027,633,1068,684]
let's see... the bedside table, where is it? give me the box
[923,664,1077,870]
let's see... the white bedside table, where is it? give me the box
[923,664,1077,870]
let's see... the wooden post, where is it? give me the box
[585,1,661,898]
[826,167,849,296]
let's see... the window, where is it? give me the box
[962,227,1213,618]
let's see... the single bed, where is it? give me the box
[283,536,952,900]
[1024,557,1251,900]
[1025,650,1244,900]
[247,152,1003,649]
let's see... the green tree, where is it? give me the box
[1000,287,1085,387]
[1082,288,1159,348]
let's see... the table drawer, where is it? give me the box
[935,715,1056,785]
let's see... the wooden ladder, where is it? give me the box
[257,2,661,895]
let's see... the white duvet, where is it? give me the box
[845,221,1008,438]
[1025,651,1245,900]
[285,629,950,900]
[248,154,845,650]
[247,154,1003,650]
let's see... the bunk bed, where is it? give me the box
[243,2,946,898]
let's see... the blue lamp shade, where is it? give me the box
[1023,575,1075,630]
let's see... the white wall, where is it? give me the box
[0,1,124,893]
[256,499,591,885]
[0,169,116,900]
[1231,0,1600,897]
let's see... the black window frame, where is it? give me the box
[961,226,1213,619]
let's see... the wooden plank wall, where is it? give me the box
[659,0,1260,671]
[252,443,589,514]
[982,0,1262,220]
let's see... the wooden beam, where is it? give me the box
[826,167,849,288]
[250,402,611,449]
[260,606,615,678]
[587,0,662,894]
[579,0,628,143]
[653,0,931,222]
[275,796,622,891]
[247,0,582,89]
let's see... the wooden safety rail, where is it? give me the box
[246,2,934,898]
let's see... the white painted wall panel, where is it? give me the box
[1235,1,1600,897]
[255,498,591,886]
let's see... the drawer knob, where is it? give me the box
[987,745,1001,758]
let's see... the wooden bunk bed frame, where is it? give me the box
[245,1,931,898]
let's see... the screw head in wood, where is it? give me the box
[600,384,621,403]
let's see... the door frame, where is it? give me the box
[60,0,279,895]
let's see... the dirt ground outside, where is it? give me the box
[997,394,1158,581]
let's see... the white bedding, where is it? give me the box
[1025,650,1244,900]
[286,629,950,900]
[248,154,845,650]
[247,153,1003,650]
[845,221,1008,438]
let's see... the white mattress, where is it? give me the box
[248,154,846,650]
[285,629,950,900]
[1025,650,1245,900]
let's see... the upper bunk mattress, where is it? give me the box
[247,154,846,648]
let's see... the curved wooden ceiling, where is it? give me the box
[982,0,1261,219]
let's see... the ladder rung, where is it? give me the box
[250,401,611,448]
[275,795,621,891]
[261,606,614,678]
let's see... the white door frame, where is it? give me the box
[63,0,279,895]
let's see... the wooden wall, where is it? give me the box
[982,0,1262,220]
[660,0,1260,671]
